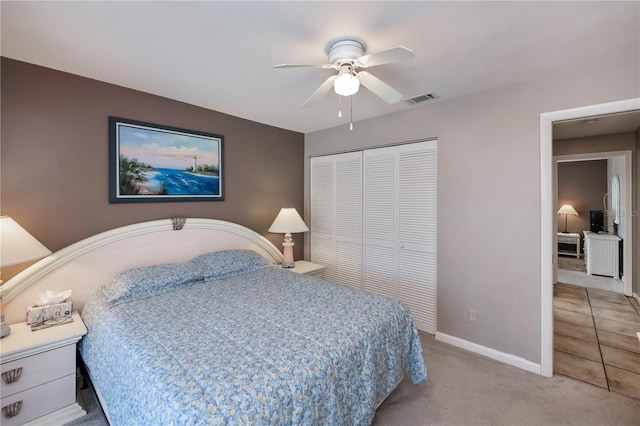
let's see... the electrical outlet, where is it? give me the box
[468,310,479,323]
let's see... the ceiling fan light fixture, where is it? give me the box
[334,72,360,97]
[275,38,413,109]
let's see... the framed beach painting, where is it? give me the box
[109,117,224,202]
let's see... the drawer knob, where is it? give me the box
[2,401,22,419]
[1,367,23,384]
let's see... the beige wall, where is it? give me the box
[304,60,639,364]
[636,128,640,296]
[554,132,636,156]
[1,58,304,279]
[557,160,607,236]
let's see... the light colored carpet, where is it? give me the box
[557,269,625,293]
[374,333,640,425]
[71,333,640,425]
[558,255,586,272]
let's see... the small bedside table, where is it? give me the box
[1,312,87,426]
[286,260,326,278]
[558,232,581,258]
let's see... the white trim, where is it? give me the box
[22,403,87,426]
[540,98,640,377]
[435,332,541,375]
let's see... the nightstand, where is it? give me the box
[1,312,87,426]
[287,260,326,278]
[557,232,581,258]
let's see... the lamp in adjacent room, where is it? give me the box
[557,204,579,233]
[268,208,309,268]
[0,216,52,338]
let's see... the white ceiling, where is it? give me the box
[1,1,638,134]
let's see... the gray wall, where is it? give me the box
[557,160,607,236]
[1,58,304,279]
[304,61,639,364]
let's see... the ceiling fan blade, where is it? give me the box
[303,75,337,108]
[357,46,415,68]
[357,72,403,104]
[274,63,335,69]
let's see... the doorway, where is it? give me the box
[540,98,640,377]
[554,151,633,295]
[553,149,639,398]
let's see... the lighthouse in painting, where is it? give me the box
[193,155,197,171]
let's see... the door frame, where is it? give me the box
[539,98,640,377]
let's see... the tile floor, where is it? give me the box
[553,282,640,400]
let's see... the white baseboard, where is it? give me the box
[22,403,86,426]
[435,332,542,375]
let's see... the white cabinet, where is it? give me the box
[311,140,437,334]
[583,231,621,278]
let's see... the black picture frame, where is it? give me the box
[109,117,224,203]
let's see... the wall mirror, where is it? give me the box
[611,175,620,225]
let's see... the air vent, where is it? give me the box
[403,93,439,105]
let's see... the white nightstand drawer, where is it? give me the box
[0,373,76,426]
[1,344,75,398]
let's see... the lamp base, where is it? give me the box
[280,233,296,269]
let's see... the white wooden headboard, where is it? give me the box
[1,218,283,325]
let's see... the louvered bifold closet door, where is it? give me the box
[363,147,397,299]
[334,152,363,289]
[397,141,437,334]
[310,152,362,285]
[310,156,336,281]
[314,141,437,334]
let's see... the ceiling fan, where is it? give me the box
[274,38,414,107]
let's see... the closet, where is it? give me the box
[310,140,437,333]
[310,151,363,288]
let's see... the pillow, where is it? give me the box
[191,249,271,281]
[102,261,203,307]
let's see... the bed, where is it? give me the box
[2,218,427,425]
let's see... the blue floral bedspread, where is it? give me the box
[80,266,427,425]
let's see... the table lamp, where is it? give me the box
[557,204,578,233]
[268,208,309,268]
[1,216,52,338]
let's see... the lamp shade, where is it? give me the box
[268,208,309,234]
[557,205,579,216]
[0,216,52,267]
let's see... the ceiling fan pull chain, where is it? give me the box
[338,95,342,118]
[349,96,354,131]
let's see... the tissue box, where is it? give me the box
[26,301,73,325]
